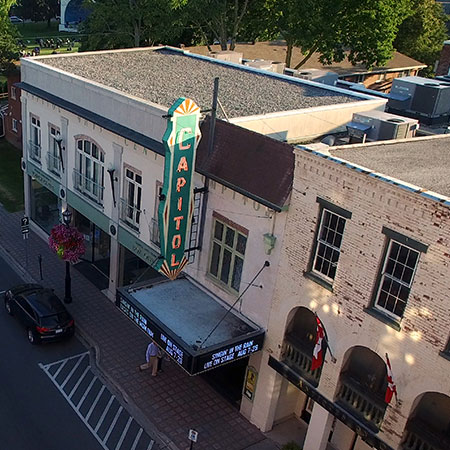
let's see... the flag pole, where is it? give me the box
[314,312,337,364]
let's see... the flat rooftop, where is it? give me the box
[127,277,257,349]
[327,136,450,197]
[40,47,362,119]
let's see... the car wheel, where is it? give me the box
[4,299,12,315]
[27,328,39,345]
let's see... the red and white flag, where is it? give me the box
[311,316,325,371]
[385,354,397,404]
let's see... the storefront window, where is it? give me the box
[30,179,60,234]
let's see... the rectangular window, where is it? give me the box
[47,125,61,175]
[312,209,347,282]
[121,166,142,230]
[12,119,18,132]
[374,240,420,319]
[208,216,247,293]
[10,86,16,100]
[29,115,41,162]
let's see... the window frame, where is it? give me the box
[207,213,248,294]
[29,114,41,162]
[121,165,142,230]
[308,198,351,288]
[74,137,105,205]
[369,227,427,323]
[47,124,61,175]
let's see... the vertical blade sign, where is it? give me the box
[156,98,202,280]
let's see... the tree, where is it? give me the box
[171,0,254,51]
[0,0,19,74]
[80,0,181,51]
[394,0,448,76]
[260,0,410,69]
[15,0,59,27]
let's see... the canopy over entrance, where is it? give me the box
[116,276,265,375]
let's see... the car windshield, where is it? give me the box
[40,312,71,327]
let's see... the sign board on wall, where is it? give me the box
[156,98,202,280]
[243,366,258,401]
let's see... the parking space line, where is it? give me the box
[103,406,123,443]
[40,353,158,450]
[115,416,132,450]
[95,395,115,432]
[61,353,87,389]
[86,385,106,421]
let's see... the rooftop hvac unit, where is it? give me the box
[285,68,338,86]
[244,60,274,71]
[387,76,450,124]
[208,51,243,65]
[346,110,419,143]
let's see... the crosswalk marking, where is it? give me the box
[39,352,157,450]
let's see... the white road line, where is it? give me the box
[147,440,154,450]
[61,353,87,389]
[94,395,114,432]
[76,375,98,410]
[42,351,89,370]
[69,365,90,399]
[103,406,123,444]
[130,428,143,450]
[114,416,132,450]
[52,358,69,380]
[86,385,106,421]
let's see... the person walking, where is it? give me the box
[139,340,159,376]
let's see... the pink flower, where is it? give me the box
[48,224,85,263]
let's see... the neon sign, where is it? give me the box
[156,98,201,280]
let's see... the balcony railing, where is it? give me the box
[281,336,321,386]
[120,198,141,231]
[46,151,61,176]
[336,374,387,431]
[73,169,104,205]
[150,217,160,246]
[28,140,41,162]
[402,418,450,450]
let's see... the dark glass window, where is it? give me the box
[209,218,247,293]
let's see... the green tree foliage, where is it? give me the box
[0,0,19,73]
[80,0,181,51]
[171,0,254,51]
[16,0,59,27]
[259,0,410,69]
[394,0,448,76]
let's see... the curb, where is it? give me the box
[0,241,179,450]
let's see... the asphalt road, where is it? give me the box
[0,256,104,450]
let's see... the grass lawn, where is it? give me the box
[0,140,24,212]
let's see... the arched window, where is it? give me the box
[401,392,450,450]
[74,138,105,204]
[336,346,388,431]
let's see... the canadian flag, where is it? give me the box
[385,354,397,404]
[311,316,325,371]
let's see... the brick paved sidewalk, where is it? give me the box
[0,207,279,450]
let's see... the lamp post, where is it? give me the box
[62,209,72,303]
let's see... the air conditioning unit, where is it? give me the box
[285,68,338,86]
[208,51,243,65]
[346,110,419,142]
[388,76,450,124]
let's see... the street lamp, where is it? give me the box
[62,209,72,303]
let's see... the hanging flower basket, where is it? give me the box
[48,223,85,263]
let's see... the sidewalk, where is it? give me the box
[0,206,280,450]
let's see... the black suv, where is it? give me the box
[4,284,75,344]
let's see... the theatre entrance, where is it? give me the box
[201,356,249,408]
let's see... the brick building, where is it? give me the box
[251,135,450,449]
[3,70,22,149]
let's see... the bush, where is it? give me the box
[281,442,302,450]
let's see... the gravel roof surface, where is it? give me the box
[328,137,450,197]
[41,48,361,119]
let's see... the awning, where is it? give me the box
[116,276,265,375]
